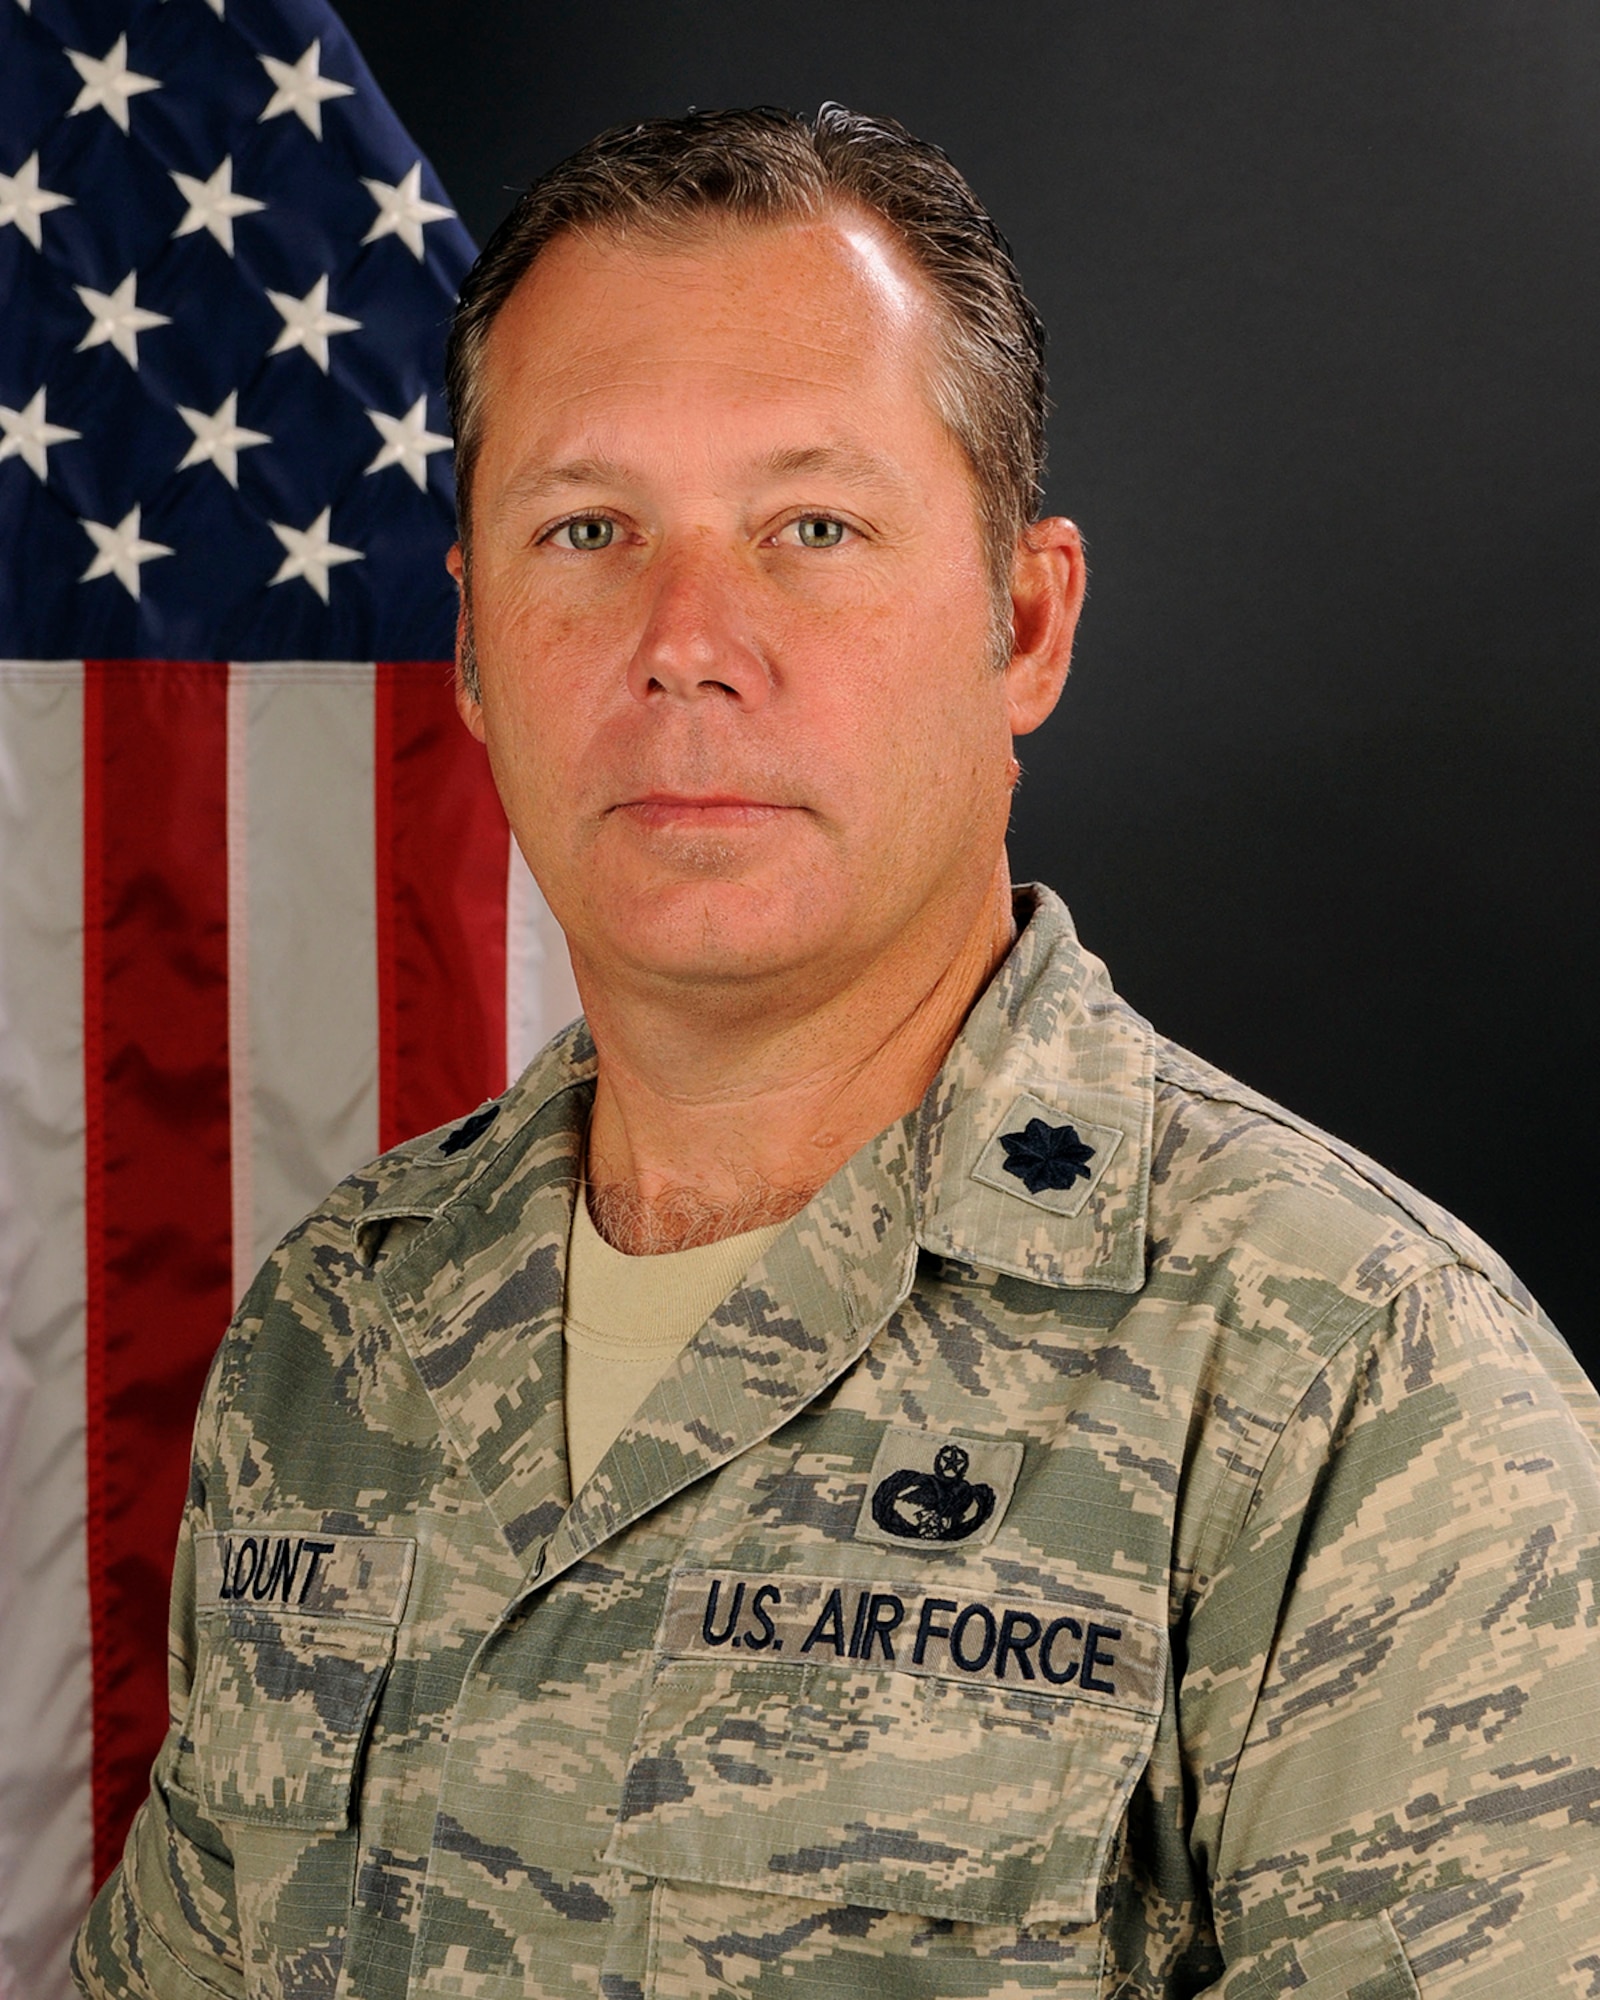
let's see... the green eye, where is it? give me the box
[795,517,845,549]
[560,517,614,550]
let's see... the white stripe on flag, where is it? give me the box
[506,835,580,1082]
[226,669,255,1310]
[228,664,380,1302]
[0,662,92,2000]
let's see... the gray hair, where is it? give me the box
[447,104,1049,690]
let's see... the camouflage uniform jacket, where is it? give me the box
[77,887,1600,2000]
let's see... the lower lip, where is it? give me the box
[617,799,790,830]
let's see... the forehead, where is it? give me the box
[473,209,956,458]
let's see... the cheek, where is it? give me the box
[475,532,636,650]
[822,693,1009,877]
[473,584,617,750]
[482,586,593,683]
[474,646,591,834]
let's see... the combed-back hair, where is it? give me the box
[446,104,1048,601]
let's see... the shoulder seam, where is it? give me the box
[1151,1045,1533,1319]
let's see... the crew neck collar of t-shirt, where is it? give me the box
[564,1192,785,1354]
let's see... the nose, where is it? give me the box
[625,538,771,708]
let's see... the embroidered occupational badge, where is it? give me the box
[872,1443,994,1541]
[998,1115,1095,1193]
[854,1427,1025,1551]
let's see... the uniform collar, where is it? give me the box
[912,885,1154,1293]
[351,1014,599,1250]
[348,886,1150,1574]
[546,1112,920,1578]
[351,883,1153,1296]
[353,1025,921,1576]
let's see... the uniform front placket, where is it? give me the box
[341,1089,584,1999]
[383,1111,922,1996]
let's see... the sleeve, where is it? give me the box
[73,1356,244,1999]
[1179,1261,1600,1998]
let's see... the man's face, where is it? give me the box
[455,211,1070,1019]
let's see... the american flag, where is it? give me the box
[0,3,577,1990]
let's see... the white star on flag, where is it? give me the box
[79,505,174,598]
[360,163,454,260]
[0,387,81,481]
[170,158,265,256]
[365,396,451,489]
[66,34,161,135]
[266,274,361,374]
[74,272,171,368]
[0,151,74,252]
[258,40,354,140]
[176,392,270,487]
[268,508,362,602]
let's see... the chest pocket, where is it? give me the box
[188,1529,413,1830]
[190,1610,396,1829]
[604,1567,1163,1928]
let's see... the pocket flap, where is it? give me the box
[605,1568,1163,1926]
[1218,1914,1419,2000]
[191,1611,395,1830]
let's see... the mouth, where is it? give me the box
[612,793,794,830]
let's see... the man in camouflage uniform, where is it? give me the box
[77,107,1600,2000]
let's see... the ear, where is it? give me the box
[447,542,486,743]
[1003,517,1085,737]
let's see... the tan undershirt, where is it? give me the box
[563,1196,783,1491]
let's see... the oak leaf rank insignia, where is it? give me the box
[998,1115,1096,1193]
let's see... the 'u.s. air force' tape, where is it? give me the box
[660,1570,1163,1715]
[196,1530,415,1624]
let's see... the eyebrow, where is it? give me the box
[500,455,633,505]
[758,443,910,490]
[500,441,913,509]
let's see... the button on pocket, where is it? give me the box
[190,1610,396,1830]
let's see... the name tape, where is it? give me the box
[660,1570,1162,1713]
[196,1530,415,1624]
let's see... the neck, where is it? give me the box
[578,859,1017,1253]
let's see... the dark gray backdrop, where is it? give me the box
[336,0,1597,1364]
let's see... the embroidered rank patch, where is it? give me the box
[196,1530,415,1624]
[659,1569,1163,1715]
[854,1426,1024,1551]
[971,1092,1125,1218]
[998,1116,1096,1193]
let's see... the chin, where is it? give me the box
[602,881,833,989]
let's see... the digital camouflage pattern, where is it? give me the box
[75,888,1600,1999]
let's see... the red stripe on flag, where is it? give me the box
[374,662,508,1152]
[82,661,233,1887]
